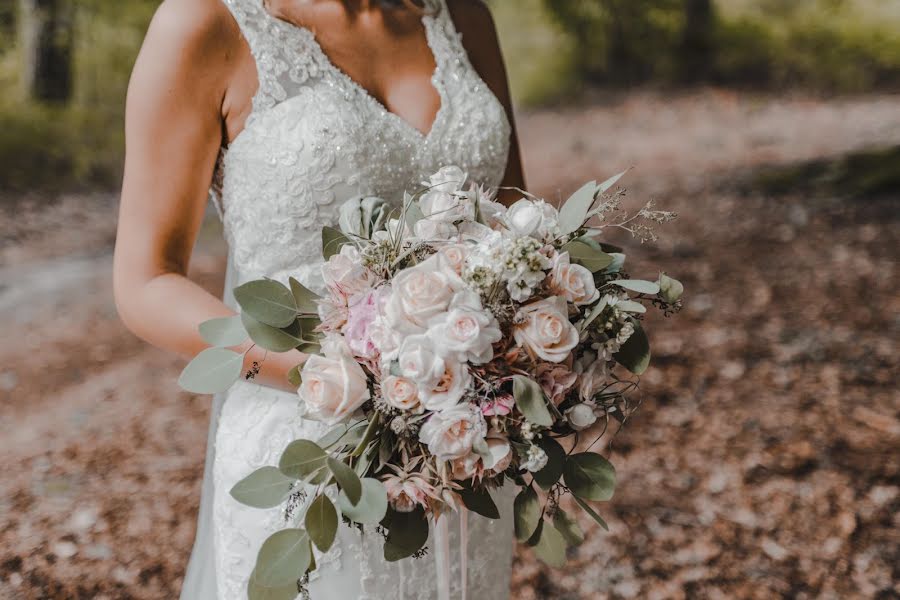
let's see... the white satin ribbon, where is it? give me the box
[433,508,470,600]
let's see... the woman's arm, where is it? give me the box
[448,0,526,205]
[113,0,304,392]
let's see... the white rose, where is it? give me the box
[549,252,600,306]
[437,243,468,275]
[513,296,579,363]
[384,254,465,334]
[418,359,471,411]
[298,337,370,425]
[419,403,487,461]
[397,335,445,384]
[427,165,468,194]
[381,375,423,413]
[414,218,458,241]
[566,403,599,431]
[505,199,559,239]
[426,307,501,364]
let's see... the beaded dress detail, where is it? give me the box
[185,0,514,598]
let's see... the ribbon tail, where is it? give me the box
[434,514,452,600]
[460,508,469,600]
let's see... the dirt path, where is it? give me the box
[1,91,898,599]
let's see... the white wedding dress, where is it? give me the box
[180,1,515,598]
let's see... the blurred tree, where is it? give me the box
[679,0,715,83]
[19,0,74,103]
[543,0,683,84]
[0,3,16,53]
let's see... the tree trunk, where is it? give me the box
[19,0,74,103]
[679,0,714,83]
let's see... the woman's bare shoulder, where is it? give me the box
[142,0,242,69]
[444,1,509,96]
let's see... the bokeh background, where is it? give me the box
[1,1,898,598]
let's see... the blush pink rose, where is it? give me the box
[513,296,579,363]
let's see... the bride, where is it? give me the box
[113,0,524,597]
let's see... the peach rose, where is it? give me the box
[513,297,579,363]
[384,254,465,334]
[298,336,370,425]
[381,375,423,413]
[549,251,600,306]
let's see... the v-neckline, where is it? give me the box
[261,3,446,141]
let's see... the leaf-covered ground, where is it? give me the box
[1,91,898,599]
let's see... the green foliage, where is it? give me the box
[563,452,617,501]
[338,478,388,525]
[230,467,295,509]
[178,347,243,394]
[382,507,429,561]
[513,485,542,541]
[512,375,554,427]
[253,529,312,588]
[533,436,566,490]
[305,494,338,552]
[614,321,651,375]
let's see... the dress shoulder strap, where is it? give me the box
[218,0,324,116]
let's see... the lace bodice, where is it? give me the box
[201,2,515,599]
[214,0,511,293]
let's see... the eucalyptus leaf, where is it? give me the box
[254,528,311,587]
[242,312,304,353]
[525,517,544,547]
[322,226,352,260]
[603,253,626,274]
[234,280,297,328]
[579,296,609,333]
[614,300,647,314]
[247,567,302,600]
[558,180,597,236]
[383,507,429,562]
[289,277,320,314]
[512,375,553,427]
[339,478,388,525]
[178,348,243,394]
[533,518,568,567]
[287,365,303,388]
[553,509,585,546]
[513,485,542,541]
[657,273,684,303]
[597,169,629,194]
[317,424,350,449]
[279,440,328,479]
[533,437,566,490]
[573,496,609,531]
[327,457,362,505]
[614,321,651,375]
[562,239,614,272]
[460,486,500,520]
[305,494,338,552]
[611,279,661,295]
[563,452,616,502]
[199,315,247,347]
[230,466,294,509]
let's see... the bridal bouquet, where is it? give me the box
[180,166,683,597]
